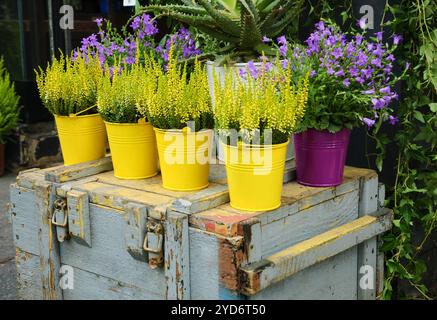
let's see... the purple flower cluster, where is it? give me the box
[130,14,158,39]
[74,17,201,70]
[156,27,201,63]
[288,20,404,128]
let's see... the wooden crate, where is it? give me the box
[9,157,392,300]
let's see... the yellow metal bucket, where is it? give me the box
[222,140,289,212]
[155,128,212,191]
[55,114,107,166]
[106,121,158,179]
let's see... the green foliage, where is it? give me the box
[308,0,436,300]
[97,58,154,124]
[213,61,309,144]
[0,57,20,144]
[134,0,305,62]
[377,0,437,300]
[35,53,103,116]
[137,47,213,130]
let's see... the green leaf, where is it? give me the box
[413,111,425,123]
[429,103,437,113]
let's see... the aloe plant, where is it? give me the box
[134,0,305,62]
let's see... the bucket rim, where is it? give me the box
[221,139,290,151]
[54,113,101,119]
[105,121,152,127]
[154,128,213,135]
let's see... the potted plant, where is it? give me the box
[35,54,107,166]
[137,47,214,191]
[288,20,404,187]
[0,57,20,176]
[213,61,309,211]
[97,57,158,180]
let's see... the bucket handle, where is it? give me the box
[69,104,97,117]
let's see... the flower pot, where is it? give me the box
[154,128,212,191]
[207,61,294,161]
[294,128,351,187]
[222,140,289,212]
[55,114,107,166]
[105,121,158,180]
[0,143,5,177]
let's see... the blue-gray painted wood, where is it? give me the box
[165,211,190,300]
[261,190,359,258]
[123,202,149,261]
[34,180,63,300]
[16,249,43,300]
[357,174,380,300]
[250,248,358,300]
[10,184,40,255]
[67,190,92,247]
[60,204,167,298]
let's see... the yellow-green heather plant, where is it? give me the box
[137,46,213,130]
[97,56,156,123]
[35,53,102,116]
[214,61,310,144]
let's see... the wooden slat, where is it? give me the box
[34,181,63,300]
[165,211,191,300]
[44,157,113,183]
[357,173,379,300]
[239,210,393,296]
[190,166,368,235]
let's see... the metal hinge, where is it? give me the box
[143,221,164,269]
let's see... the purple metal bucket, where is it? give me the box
[294,128,351,187]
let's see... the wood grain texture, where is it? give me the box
[63,266,162,300]
[15,249,43,300]
[165,211,190,300]
[60,204,167,298]
[123,202,149,261]
[67,190,92,247]
[357,172,380,300]
[189,228,244,300]
[189,166,365,237]
[44,157,113,183]
[261,190,359,258]
[10,184,40,255]
[34,180,63,300]
[250,248,358,300]
[240,212,393,296]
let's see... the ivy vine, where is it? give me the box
[298,0,437,299]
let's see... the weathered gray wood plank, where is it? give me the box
[240,212,393,296]
[63,266,162,300]
[16,250,43,300]
[165,211,190,300]
[250,248,358,300]
[34,180,63,300]
[45,157,113,183]
[67,190,92,247]
[261,190,359,258]
[10,184,40,255]
[60,204,167,298]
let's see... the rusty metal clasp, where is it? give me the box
[51,198,68,227]
[143,222,163,254]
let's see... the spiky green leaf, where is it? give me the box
[197,0,241,37]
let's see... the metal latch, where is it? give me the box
[52,198,68,227]
[143,221,164,269]
[52,198,69,243]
